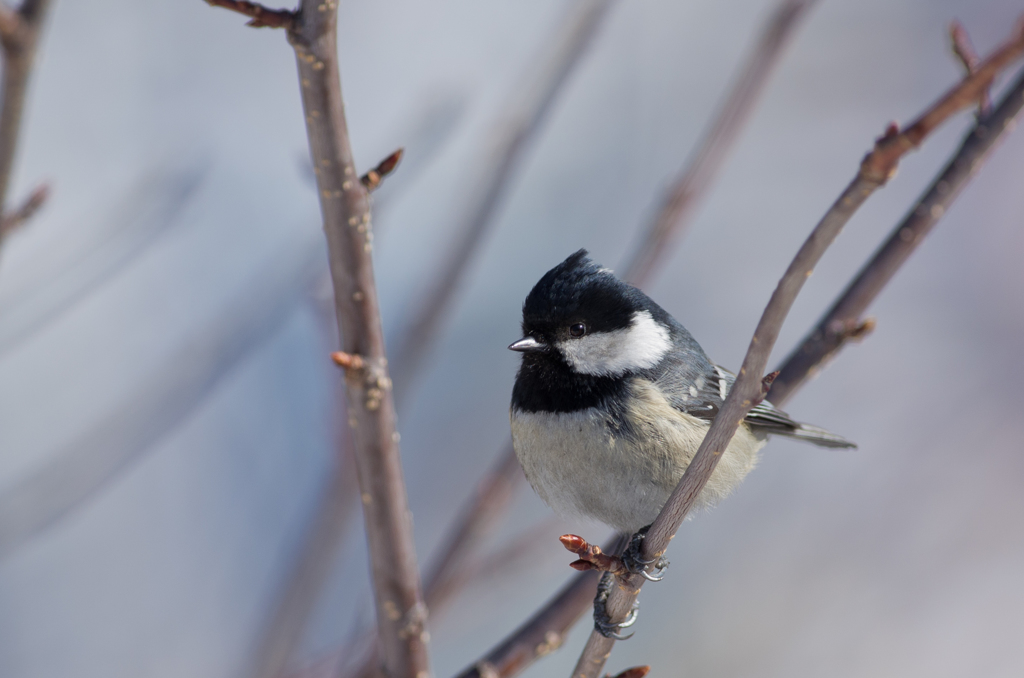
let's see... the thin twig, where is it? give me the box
[204,0,295,29]
[770,64,1024,406]
[0,0,53,252]
[389,0,615,404]
[0,180,45,236]
[949,20,990,116]
[571,18,1024,677]
[621,0,818,287]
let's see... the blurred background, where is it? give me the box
[1,0,1023,676]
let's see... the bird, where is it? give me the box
[509,249,854,538]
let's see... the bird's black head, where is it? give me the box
[510,249,677,382]
[520,249,640,342]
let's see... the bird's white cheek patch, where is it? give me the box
[559,310,671,376]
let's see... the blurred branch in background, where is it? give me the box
[206,0,433,675]
[0,181,45,238]
[243,362,362,678]
[0,236,325,560]
[0,0,51,253]
[622,0,818,287]
[573,19,1024,678]
[389,0,617,405]
[0,164,206,354]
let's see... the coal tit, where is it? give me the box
[509,249,854,534]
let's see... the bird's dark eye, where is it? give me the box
[569,323,587,337]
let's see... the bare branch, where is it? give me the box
[621,0,818,287]
[770,64,1024,406]
[949,20,990,115]
[276,1,429,675]
[0,0,53,252]
[389,0,615,404]
[0,181,45,236]
[204,0,295,29]
[571,19,1024,677]
[860,20,1024,184]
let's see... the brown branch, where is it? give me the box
[389,0,615,404]
[621,0,818,287]
[204,0,295,29]
[0,180,45,236]
[275,2,429,676]
[228,4,437,677]
[571,18,1024,677]
[770,64,1024,406]
[0,0,52,252]
[860,19,1024,184]
[950,20,990,116]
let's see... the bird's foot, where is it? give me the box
[620,525,669,582]
[593,571,640,639]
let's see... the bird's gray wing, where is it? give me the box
[660,362,855,449]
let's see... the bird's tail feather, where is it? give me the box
[778,423,857,449]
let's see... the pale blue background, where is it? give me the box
[1,1,1023,676]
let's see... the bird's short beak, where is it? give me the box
[508,336,548,353]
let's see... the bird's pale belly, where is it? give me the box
[510,380,765,532]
